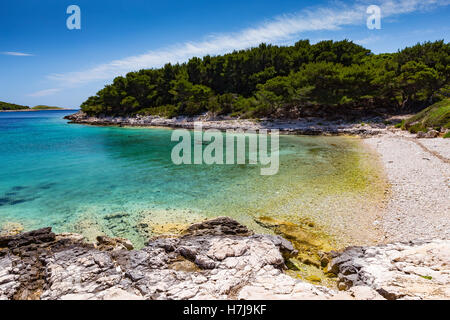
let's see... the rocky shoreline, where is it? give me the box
[64,111,390,136]
[1,217,448,300]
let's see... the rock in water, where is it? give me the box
[182,216,253,237]
[96,235,134,251]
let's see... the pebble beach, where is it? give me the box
[364,130,450,242]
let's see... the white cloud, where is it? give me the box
[45,0,449,89]
[28,88,61,97]
[354,35,383,45]
[1,51,34,56]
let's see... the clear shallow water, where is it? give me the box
[0,111,385,247]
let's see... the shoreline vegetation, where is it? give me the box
[66,38,449,138]
[78,40,449,122]
[398,98,450,137]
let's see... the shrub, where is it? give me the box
[137,105,179,118]
[404,98,450,133]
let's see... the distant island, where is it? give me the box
[0,101,30,111]
[0,101,68,112]
[32,105,66,110]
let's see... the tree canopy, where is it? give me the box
[80,40,450,119]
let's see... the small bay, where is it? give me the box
[0,110,386,248]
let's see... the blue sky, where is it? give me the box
[0,0,449,108]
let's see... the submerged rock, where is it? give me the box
[0,222,24,237]
[183,216,254,237]
[254,216,336,285]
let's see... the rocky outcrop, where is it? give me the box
[0,218,447,300]
[416,130,440,139]
[0,218,339,300]
[329,239,450,300]
[181,216,254,237]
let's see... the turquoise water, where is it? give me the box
[0,111,384,247]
